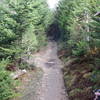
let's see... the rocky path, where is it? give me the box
[31,41,69,100]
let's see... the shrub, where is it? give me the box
[72,41,88,56]
[0,59,17,100]
[90,70,100,84]
[57,0,100,56]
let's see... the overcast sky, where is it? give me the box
[47,0,60,9]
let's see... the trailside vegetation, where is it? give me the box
[56,0,100,99]
[0,0,52,99]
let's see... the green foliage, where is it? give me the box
[57,0,100,98]
[0,59,17,100]
[89,16,100,49]
[0,0,53,100]
[72,41,88,56]
[7,0,51,53]
[69,88,83,97]
[0,2,21,59]
[0,0,52,59]
[57,0,100,56]
[57,0,100,99]
[90,70,100,85]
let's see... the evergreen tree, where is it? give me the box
[57,0,100,56]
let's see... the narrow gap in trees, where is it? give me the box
[47,22,61,41]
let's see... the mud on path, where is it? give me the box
[15,41,69,100]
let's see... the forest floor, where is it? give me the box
[13,41,69,100]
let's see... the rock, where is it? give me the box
[22,69,27,73]
[10,69,27,79]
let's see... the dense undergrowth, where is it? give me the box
[56,0,100,100]
[0,0,53,99]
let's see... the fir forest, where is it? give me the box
[0,0,100,100]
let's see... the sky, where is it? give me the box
[47,0,60,9]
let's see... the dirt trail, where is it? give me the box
[31,41,69,100]
[15,41,68,100]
